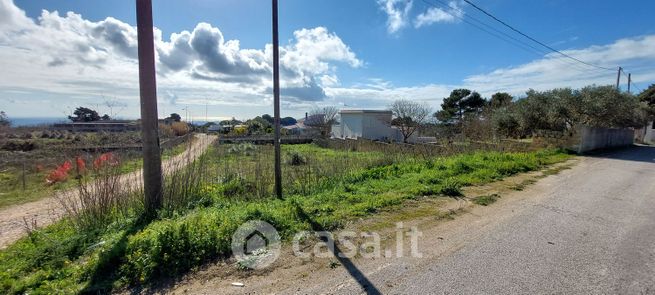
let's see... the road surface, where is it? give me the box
[0,134,216,249]
[192,145,655,294]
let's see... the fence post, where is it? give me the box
[22,159,26,191]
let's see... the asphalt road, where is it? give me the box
[282,146,655,294]
[392,146,655,294]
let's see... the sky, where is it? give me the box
[0,0,654,121]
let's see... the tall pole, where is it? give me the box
[136,0,163,215]
[272,0,283,199]
[627,73,632,94]
[616,66,622,90]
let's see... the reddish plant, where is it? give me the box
[76,156,86,175]
[46,160,73,184]
[93,152,119,169]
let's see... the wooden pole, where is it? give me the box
[628,73,632,94]
[21,159,26,191]
[136,0,163,214]
[616,66,622,90]
[272,0,283,199]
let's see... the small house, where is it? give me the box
[331,110,412,142]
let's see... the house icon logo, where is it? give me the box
[231,220,281,269]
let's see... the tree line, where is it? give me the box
[387,84,655,142]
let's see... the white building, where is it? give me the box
[635,121,655,144]
[331,110,412,142]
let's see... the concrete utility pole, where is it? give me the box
[616,66,622,90]
[136,0,163,214]
[628,73,632,94]
[272,0,283,199]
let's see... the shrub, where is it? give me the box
[171,122,189,136]
[46,161,72,184]
[159,123,174,137]
[227,143,257,156]
[287,152,307,166]
[439,178,462,197]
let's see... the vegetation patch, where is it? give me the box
[472,194,501,206]
[0,144,571,294]
[510,179,537,191]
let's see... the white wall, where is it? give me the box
[362,113,393,141]
[574,125,634,153]
[339,113,364,139]
[634,121,654,144]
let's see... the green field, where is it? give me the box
[0,143,571,294]
[0,140,190,209]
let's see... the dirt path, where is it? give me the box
[165,146,655,294]
[0,133,216,249]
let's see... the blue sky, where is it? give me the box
[2,0,654,121]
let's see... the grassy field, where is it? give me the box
[0,139,191,209]
[0,143,571,294]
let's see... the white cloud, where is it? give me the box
[1,0,654,119]
[0,0,363,118]
[377,0,413,34]
[321,35,655,112]
[414,1,463,28]
[464,35,655,95]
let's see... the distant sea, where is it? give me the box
[10,118,214,127]
[9,117,68,127]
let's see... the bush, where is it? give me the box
[439,178,462,196]
[1,140,36,151]
[171,122,190,136]
[287,152,307,166]
[227,143,257,156]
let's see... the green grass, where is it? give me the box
[509,179,537,191]
[0,146,571,294]
[0,140,191,209]
[472,194,501,206]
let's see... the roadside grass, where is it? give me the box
[509,179,538,191]
[472,193,501,206]
[0,145,571,294]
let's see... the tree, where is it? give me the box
[489,92,513,108]
[280,116,297,126]
[0,111,10,127]
[167,113,182,122]
[246,116,272,134]
[309,106,339,136]
[389,99,431,143]
[435,89,486,124]
[492,85,650,138]
[574,85,647,128]
[262,114,274,125]
[638,84,655,106]
[68,107,103,122]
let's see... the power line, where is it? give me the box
[621,68,644,93]
[421,0,610,75]
[431,0,548,56]
[462,0,616,71]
